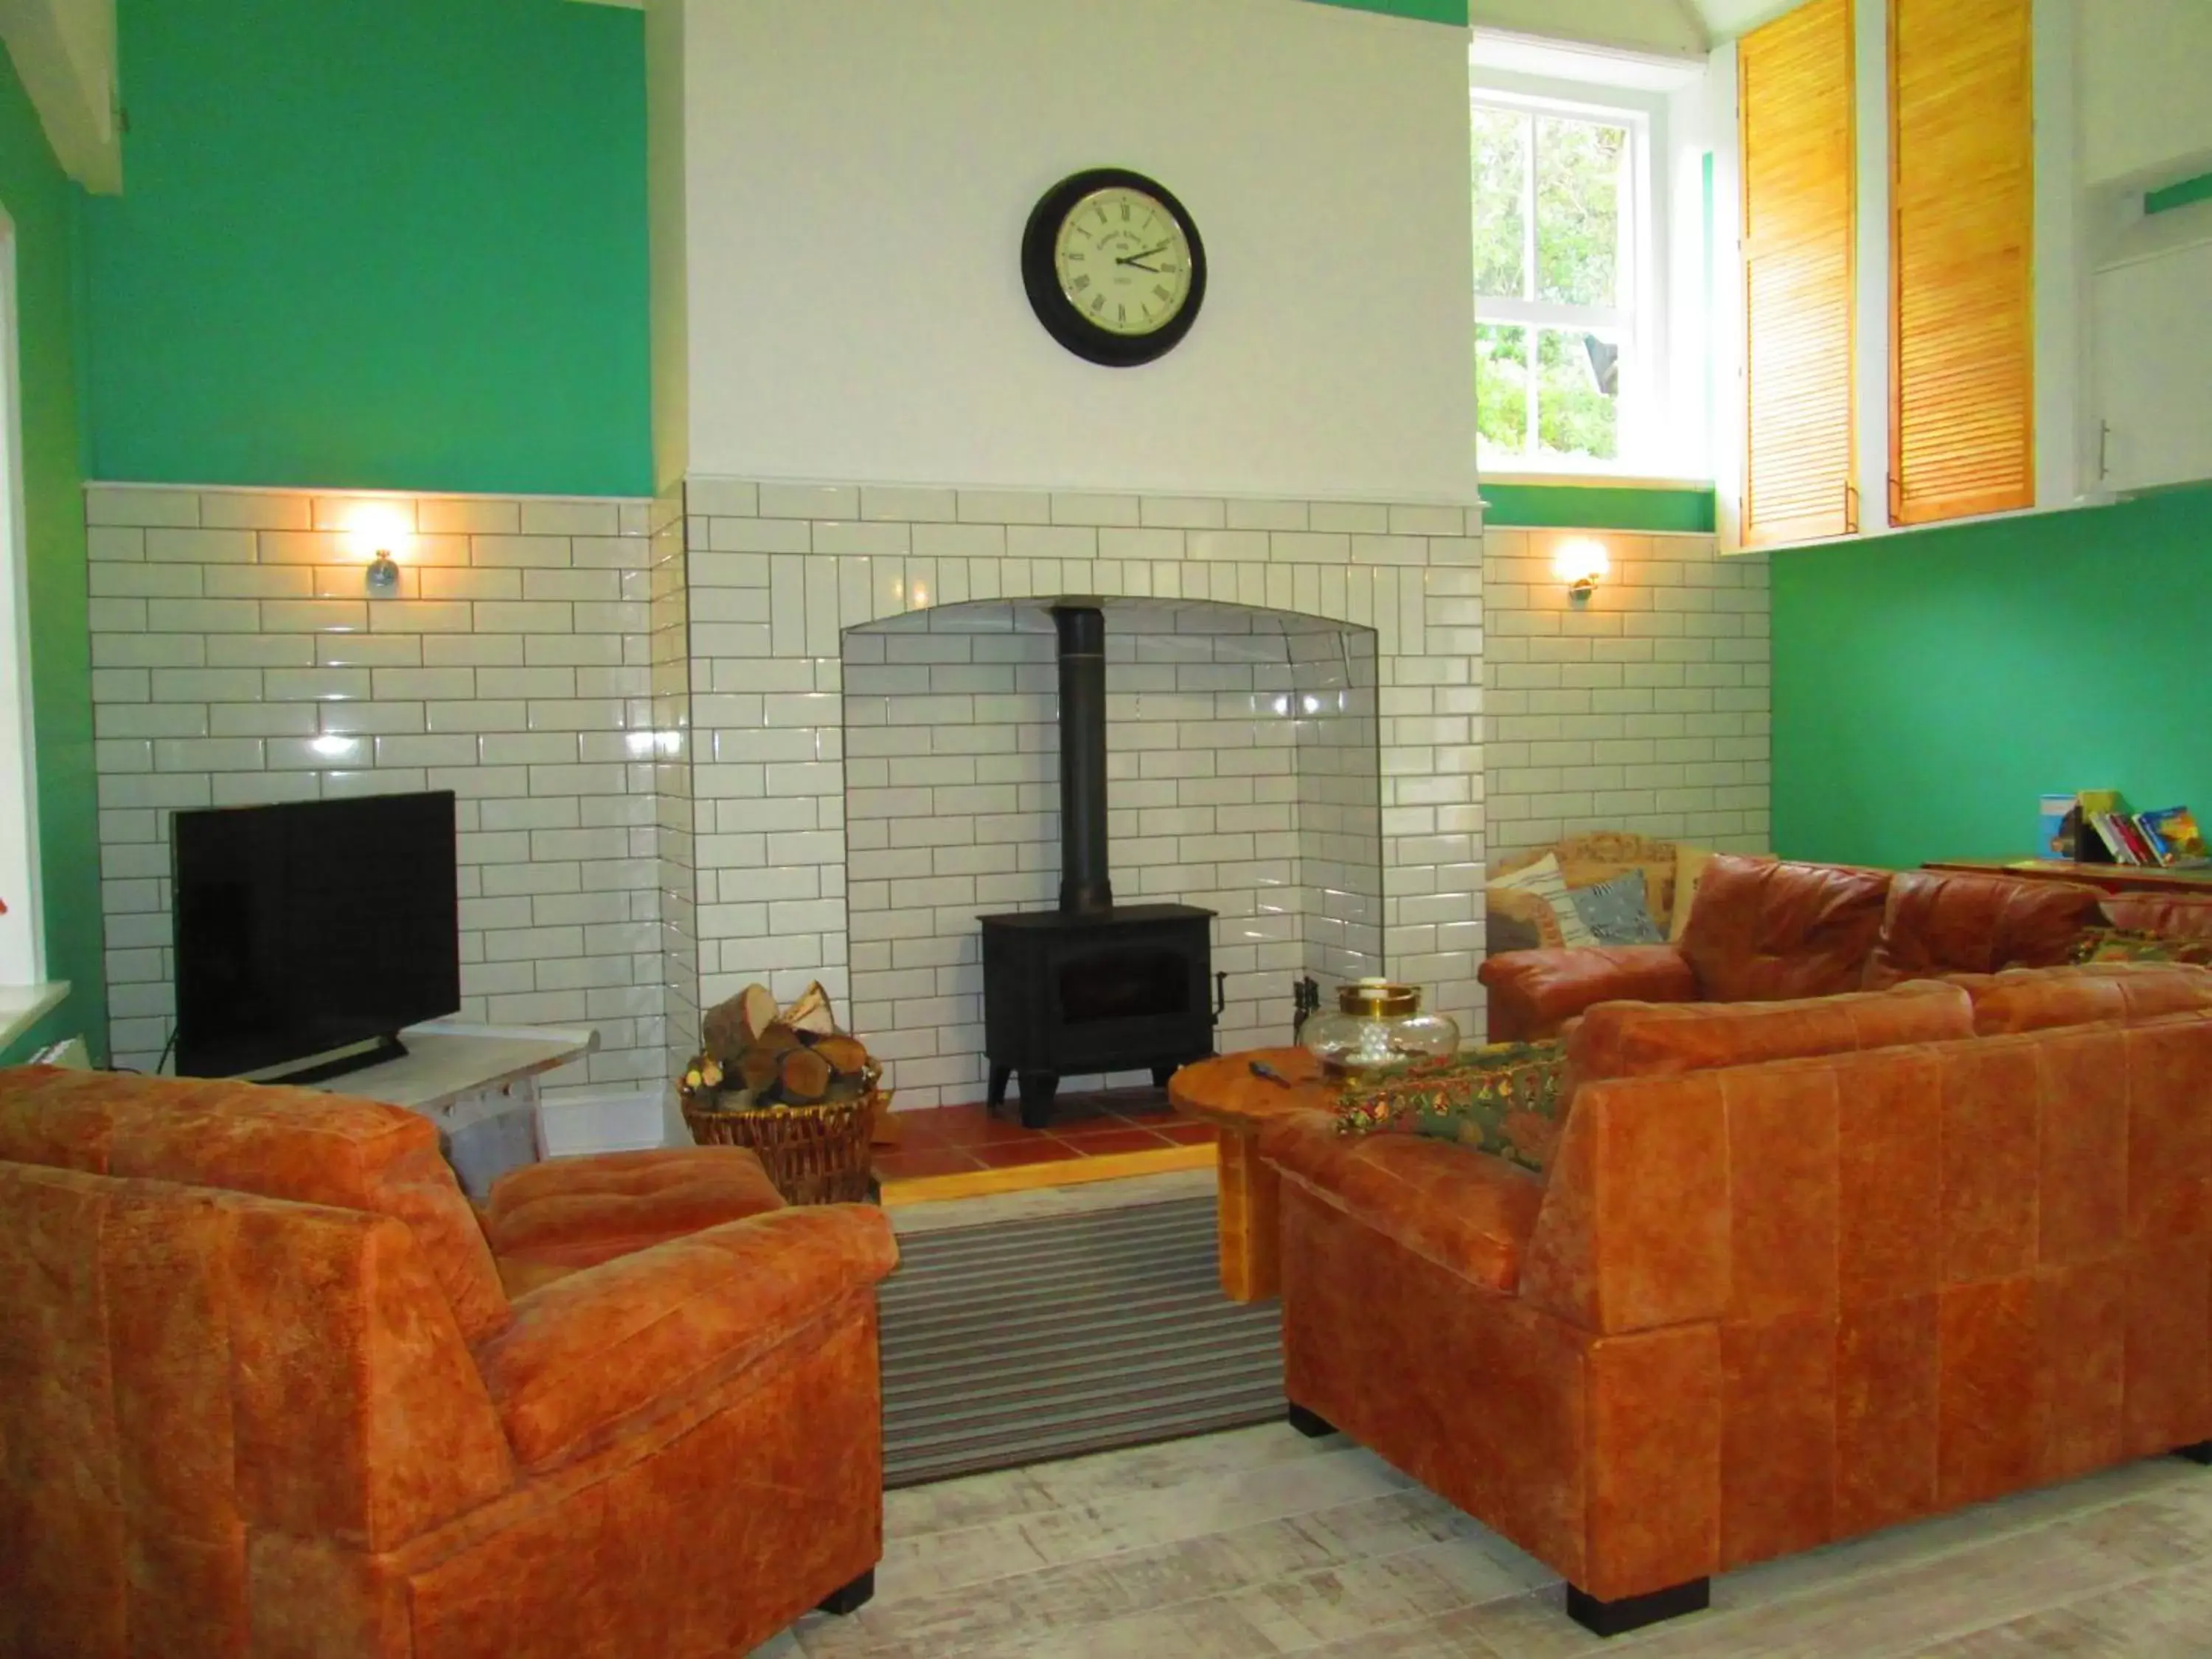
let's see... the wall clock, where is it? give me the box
[1021,168,1208,367]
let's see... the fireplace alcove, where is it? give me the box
[841,596,1384,1113]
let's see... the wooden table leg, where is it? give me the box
[1214,1128,1280,1303]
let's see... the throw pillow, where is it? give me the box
[2067,927,2212,969]
[1570,869,1666,946]
[1335,1041,1570,1175]
[1489,853,1598,949]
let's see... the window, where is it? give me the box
[0,211,42,987]
[1472,96,1644,470]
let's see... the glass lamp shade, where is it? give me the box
[1300,978,1461,1079]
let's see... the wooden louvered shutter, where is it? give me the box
[1890,0,2034,526]
[1740,0,1857,548]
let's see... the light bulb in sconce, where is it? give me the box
[1554,538,1610,607]
[364,549,401,599]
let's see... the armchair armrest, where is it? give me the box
[1478,945,1698,1041]
[476,1205,898,1470]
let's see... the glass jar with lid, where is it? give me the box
[1300,978,1461,1079]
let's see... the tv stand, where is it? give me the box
[274,1020,600,1197]
[257,1034,411,1089]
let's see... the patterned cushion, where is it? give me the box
[1488,853,1597,949]
[1335,1041,1570,1175]
[1570,869,1666,945]
[2067,927,2212,968]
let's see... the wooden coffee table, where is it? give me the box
[1168,1046,1334,1302]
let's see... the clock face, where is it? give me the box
[1052,187,1196,338]
[1021,168,1208,368]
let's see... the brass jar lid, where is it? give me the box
[1338,978,1421,1018]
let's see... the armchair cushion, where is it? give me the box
[477,1205,899,1472]
[1262,1108,1543,1294]
[483,1147,787,1282]
[1478,944,1698,1043]
[1862,869,2104,989]
[1677,856,1892,1004]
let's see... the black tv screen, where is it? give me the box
[171,790,461,1082]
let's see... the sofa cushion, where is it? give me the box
[1489,852,1599,947]
[484,1147,787,1279]
[2100,893,2212,942]
[1956,961,2212,1034]
[1261,1108,1543,1294]
[0,1065,512,1345]
[1862,869,2105,990]
[1565,980,1975,1090]
[1677,856,1893,1004]
[1335,1041,1568,1174]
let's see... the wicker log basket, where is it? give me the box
[678,982,888,1206]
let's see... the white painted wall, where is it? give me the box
[0,0,120,192]
[652,0,1478,502]
[0,215,44,985]
[2079,0,2212,190]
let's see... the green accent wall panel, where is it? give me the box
[1305,0,1470,24]
[82,0,650,498]
[1481,482,1717,533]
[1773,489,2212,872]
[2146,171,2212,217]
[0,49,105,1063]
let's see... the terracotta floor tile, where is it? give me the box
[872,1148,987,1181]
[896,1107,1035,1148]
[1152,1122,1220,1146]
[1054,1127,1176,1157]
[970,1141,1085,1169]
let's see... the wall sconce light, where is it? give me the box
[364,549,401,598]
[1554,538,1610,607]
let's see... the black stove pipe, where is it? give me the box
[1051,603,1113,914]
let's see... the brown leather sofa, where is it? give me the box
[1259,964,2212,1635]
[1480,856,2110,1041]
[0,1065,899,1659]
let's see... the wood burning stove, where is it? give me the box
[978,604,1220,1127]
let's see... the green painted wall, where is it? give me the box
[1481,482,1717,532]
[1307,0,1470,24]
[0,47,105,1064]
[81,0,650,497]
[1773,489,2212,871]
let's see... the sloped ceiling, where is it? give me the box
[0,0,120,191]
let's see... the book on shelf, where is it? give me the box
[2140,805,2211,867]
[2046,790,2212,869]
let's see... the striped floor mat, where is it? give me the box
[878,1195,1285,1487]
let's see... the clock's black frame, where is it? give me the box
[1021,168,1208,368]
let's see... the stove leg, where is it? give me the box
[1018,1071,1060,1130]
[1150,1062,1178,1088]
[987,1063,1012,1111]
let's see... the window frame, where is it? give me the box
[1470,76,1666,475]
[0,208,46,987]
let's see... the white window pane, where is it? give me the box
[1535,328,1619,462]
[1475,322,1529,461]
[1471,107,1528,300]
[1534,116,1626,308]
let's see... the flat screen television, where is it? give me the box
[171,790,461,1084]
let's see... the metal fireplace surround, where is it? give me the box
[979,603,1220,1127]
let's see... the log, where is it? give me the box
[782,981,838,1037]
[754,1022,803,1056]
[737,1047,782,1097]
[778,1046,833,1105]
[738,984,779,1046]
[700,996,751,1064]
[810,1034,870,1077]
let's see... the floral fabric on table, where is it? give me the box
[2067,928,2212,969]
[1335,1040,1570,1175]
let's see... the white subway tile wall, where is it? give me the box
[1482,528,1771,861]
[86,476,1489,1109]
[86,484,664,1098]
[837,600,1384,1103]
[679,479,1484,1106]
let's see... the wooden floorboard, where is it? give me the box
[748,1425,2212,1658]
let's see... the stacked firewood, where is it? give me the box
[681,981,876,1109]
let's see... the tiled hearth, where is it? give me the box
[874,1088,1214,1185]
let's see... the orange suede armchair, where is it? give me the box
[1262,966,2212,1635]
[1479,856,2108,1041]
[0,1065,899,1659]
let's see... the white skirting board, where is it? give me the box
[538,1087,674,1158]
